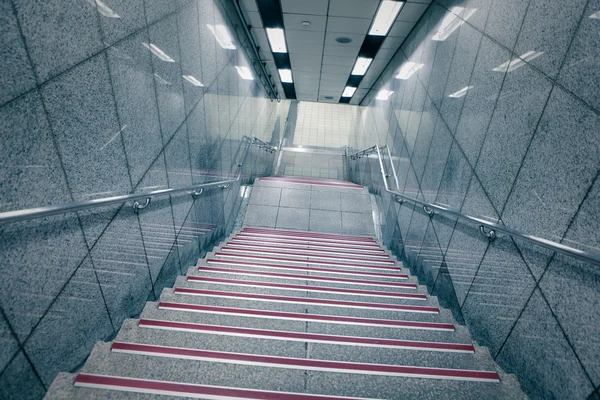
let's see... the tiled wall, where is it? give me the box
[291,102,360,148]
[0,0,282,397]
[349,1,600,399]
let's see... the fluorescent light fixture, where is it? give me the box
[376,90,394,100]
[207,24,236,49]
[342,86,357,97]
[89,0,120,18]
[278,69,293,83]
[492,51,544,73]
[182,75,204,86]
[369,1,405,36]
[432,7,476,41]
[589,10,600,19]
[235,66,254,80]
[448,86,473,98]
[396,61,424,79]
[266,28,287,53]
[142,43,175,62]
[351,57,373,75]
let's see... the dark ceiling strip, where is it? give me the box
[255,0,297,99]
[339,35,386,103]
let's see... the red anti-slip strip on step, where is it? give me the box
[225,243,389,258]
[242,228,374,242]
[173,288,438,313]
[110,342,498,382]
[205,259,409,279]
[158,302,454,331]
[220,247,394,264]
[74,373,367,399]
[214,253,399,270]
[138,319,474,353]
[186,276,424,299]
[197,266,415,288]
[259,177,364,189]
[235,234,382,248]
[230,237,385,252]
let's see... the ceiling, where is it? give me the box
[239,0,430,105]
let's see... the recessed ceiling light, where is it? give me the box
[207,24,236,49]
[278,69,293,83]
[396,61,424,79]
[432,7,476,41]
[266,28,287,53]
[448,86,473,98]
[376,90,393,100]
[351,57,373,75]
[335,37,353,44]
[235,66,254,80]
[182,75,204,86]
[492,51,544,73]
[369,0,405,36]
[342,86,357,97]
[142,43,175,62]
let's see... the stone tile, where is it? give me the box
[496,289,594,399]
[148,14,186,142]
[154,242,183,296]
[341,212,375,236]
[87,207,153,329]
[276,207,310,231]
[309,209,342,234]
[249,187,281,206]
[0,351,45,400]
[213,1,235,73]
[502,86,600,274]
[187,98,216,185]
[434,143,473,210]
[453,35,510,167]
[484,0,531,51]
[418,116,453,204]
[475,62,553,214]
[177,3,206,115]
[164,125,194,234]
[107,29,164,187]
[0,214,89,342]
[41,55,132,202]
[514,0,588,79]
[95,0,146,46]
[558,0,600,112]
[310,190,341,211]
[144,0,189,24]
[0,1,36,105]
[462,236,536,356]
[279,188,311,209]
[12,0,104,82]
[340,193,371,214]
[537,176,600,386]
[197,0,219,87]
[24,256,114,387]
[244,204,277,228]
[0,90,72,212]
[439,22,483,134]
[410,101,437,182]
[135,155,178,285]
[0,314,19,375]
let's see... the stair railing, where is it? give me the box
[348,144,600,267]
[0,136,277,225]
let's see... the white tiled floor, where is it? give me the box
[292,102,360,148]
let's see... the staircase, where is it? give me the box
[45,177,525,399]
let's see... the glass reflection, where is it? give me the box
[492,51,544,73]
[432,7,476,41]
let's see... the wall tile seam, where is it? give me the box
[430,0,600,117]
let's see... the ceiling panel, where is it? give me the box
[283,14,327,31]
[324,31,365,47]
[397,3,429,22]
[324,44,360,58]
[281,0,329,15]
[327,17,371,34]
[329,0,379,18]
[241,0,423,103]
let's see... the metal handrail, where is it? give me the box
[252,137,277,153]
[348,144,600,267]
[0,136,276,225]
